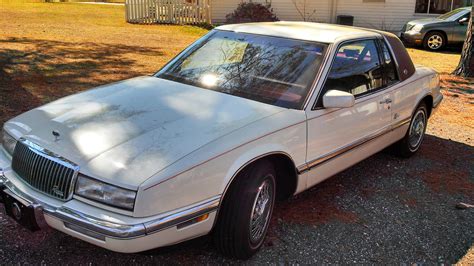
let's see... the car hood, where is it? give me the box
[6,76,285,189]
[407,18,446,26]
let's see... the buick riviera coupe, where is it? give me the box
[0,22,442,259]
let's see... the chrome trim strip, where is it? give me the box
[19,138,79,170]
[299,118,411,173]
[296,164,308,174]
[0,174,220,239]
[143,121,305,191]
[391,117,412,129]
[144,195,220,234]
[53,207,146,239]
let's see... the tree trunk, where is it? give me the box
[453,7,474,77]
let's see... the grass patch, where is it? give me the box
[0,2,207,123]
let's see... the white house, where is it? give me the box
[210,0,472,32]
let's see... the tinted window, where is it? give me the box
[156,30,328,109]
[460,12,471,20]
[381,41,399,85]
[319,40,383,101]
[438,7,470,19]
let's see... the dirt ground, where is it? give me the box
[0,2,473,264]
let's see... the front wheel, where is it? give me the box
[213,160,276,259]
[423,31,445,51]
[393,103,428,157]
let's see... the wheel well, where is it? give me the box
[421,95,434,117]
[265,154,298,200]
[425,30,448,43]
[224,153,298,202]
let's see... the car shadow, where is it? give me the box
[404,44,463,54]
[1,134,471,264]
[0,37,164,124]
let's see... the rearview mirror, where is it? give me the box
[459,17,469,24]
[323,90,355,108]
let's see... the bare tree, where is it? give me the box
[291,0,317,22]
[453,8,473,77]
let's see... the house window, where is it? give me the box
[415,0,472,14]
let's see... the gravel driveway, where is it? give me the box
[1,91,473,264]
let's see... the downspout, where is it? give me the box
[330,0,339,24]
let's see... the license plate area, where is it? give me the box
[0,189,45,231]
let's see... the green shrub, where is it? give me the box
[225,1,279,23]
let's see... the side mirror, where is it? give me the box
[459,17,469,24]
[323,90,355,109]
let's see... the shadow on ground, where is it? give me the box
[0,134,472,264]
[0,37,163,124]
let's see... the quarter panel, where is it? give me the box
[391,67,437,124]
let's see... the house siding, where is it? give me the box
[210,0,435,33]
[335,0,433,32]
[211,0,332,24]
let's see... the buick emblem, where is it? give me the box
[52,185,64,197]
[52,130,60,142]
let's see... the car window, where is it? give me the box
[318,39,383,104]
[157,30,328,110]
[438,7,466,19]
[381,41,399,86]
[460,12,471,21]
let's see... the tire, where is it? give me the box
[394,103,428,158]
[423,31,446,51]
[213,160,276,259]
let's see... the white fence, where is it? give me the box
[125,0,211,25]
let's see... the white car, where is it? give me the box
[0,22,442,259]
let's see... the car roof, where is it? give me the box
[216,21,381,44]
[461,6,472,11]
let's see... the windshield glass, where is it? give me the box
[438,8,466,20]
[156,30,328,109]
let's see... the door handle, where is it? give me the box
[379,99,392,104]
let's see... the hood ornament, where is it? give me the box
[52,130,60,142]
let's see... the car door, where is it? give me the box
[304,39,393,188]
[452,12,470,43]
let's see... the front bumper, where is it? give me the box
[400,31,424,46]
[0,165,219,253]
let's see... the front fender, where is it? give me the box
[134,110,307,217]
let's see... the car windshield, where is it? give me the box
[438,8,467,20]
[156,30,328,109]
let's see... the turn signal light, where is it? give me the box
[177,213,210,229]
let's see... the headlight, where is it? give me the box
[1,128,17,156]
[411,24,424,33]
[75,174,136,210]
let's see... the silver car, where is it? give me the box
[401,7,471,51]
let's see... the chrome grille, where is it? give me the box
[11,140,78,200]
